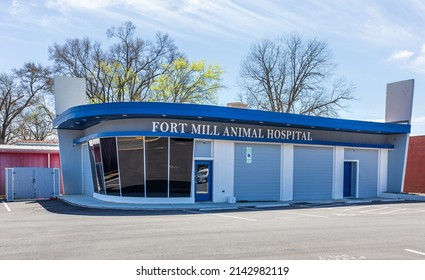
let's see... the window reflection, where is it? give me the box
[88,139,105,194]
[145,137,168,197]
[170,138,194,197]
[117,137,145,197]
[195,164,209,194]
[100,137,120,196]
[88,136,194,198]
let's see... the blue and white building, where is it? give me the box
[53,77,414,204]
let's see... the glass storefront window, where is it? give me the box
[170,138,194,197]
[88,136,194,198]
[117,137,145,197]
[145,137,169,197]
[88,139,105,194]
[100,137,120,196]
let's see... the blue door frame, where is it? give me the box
[343,161,357,197]
[343,162,352,197]
[194,160,212,201]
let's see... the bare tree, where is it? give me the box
[239,34,355,117]
[49,21,183,103]
[49,37,108,102]
[0,63,53,144]
[106,22,182,102]
[15,95,56,142]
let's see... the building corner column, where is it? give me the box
[281,144,294,201]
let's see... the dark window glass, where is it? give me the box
[100,137,120,196]
[117,137,145,197]
[88,140,104,193]
[145,137,168,197]
[93,139,102,163]
[170,138,194,197]
[93,139,106,193]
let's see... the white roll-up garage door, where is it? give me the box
[293,146,333,200]
[234,143,281,201]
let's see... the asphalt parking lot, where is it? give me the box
[1,199,425,260]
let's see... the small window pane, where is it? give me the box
[194,140,212,157]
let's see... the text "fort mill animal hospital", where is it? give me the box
[152,121,313,141]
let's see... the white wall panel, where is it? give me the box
[212,140,234,202]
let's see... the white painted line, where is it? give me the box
[377,208,408,215]
[182,210,258,222]
[281,211,328,218]
[332,213,357,217]
[341,205,373,212]
[213,213,258,222]
[358,207,389,213]
[394,209,425,214]
[2,201,11,212]
[405,249,425,256]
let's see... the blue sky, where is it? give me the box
[1,0,424,135]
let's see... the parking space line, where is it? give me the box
[241,208,329,218]
[182,210,258,222]
[394,209,425,214]
[340,205,373,212]
[280,211,328,218]
[378,208,408,215]
[357,207,389,213]
[213,213,258,222]
[2,201,11,212]
[405,249,425,256]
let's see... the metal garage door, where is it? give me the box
[293,146,333,200]
[12,168,36,199]
[234,143,281,201]
[345,149,379,198]
[5,167,60,201]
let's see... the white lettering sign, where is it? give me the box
[151,121,313,141]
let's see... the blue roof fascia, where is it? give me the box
[53,102,411,135]
[73,130,395,149]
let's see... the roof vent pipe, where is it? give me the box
[226,102,248,109]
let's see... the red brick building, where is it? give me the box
[404,136,425,193]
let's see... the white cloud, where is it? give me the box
[387,50,415,62]
[17,0,417,49]
[385,43,425,75]
[412,116,425,125]
[4,0,425,60]
[45,1,425,46]
[45,0,118,10]
[411,116,425,136]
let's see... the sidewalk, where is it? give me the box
[57,194,416,211]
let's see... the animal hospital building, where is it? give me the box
[53,77,414,204]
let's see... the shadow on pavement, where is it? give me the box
[21,198,425,217]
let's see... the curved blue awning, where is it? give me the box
[53,102,410,135]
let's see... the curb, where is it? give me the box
[345,200,372,204]
[199,207,239,211]
[255,204,290,208]
[56,195,424,211]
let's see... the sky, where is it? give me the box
[1,0,424,135]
